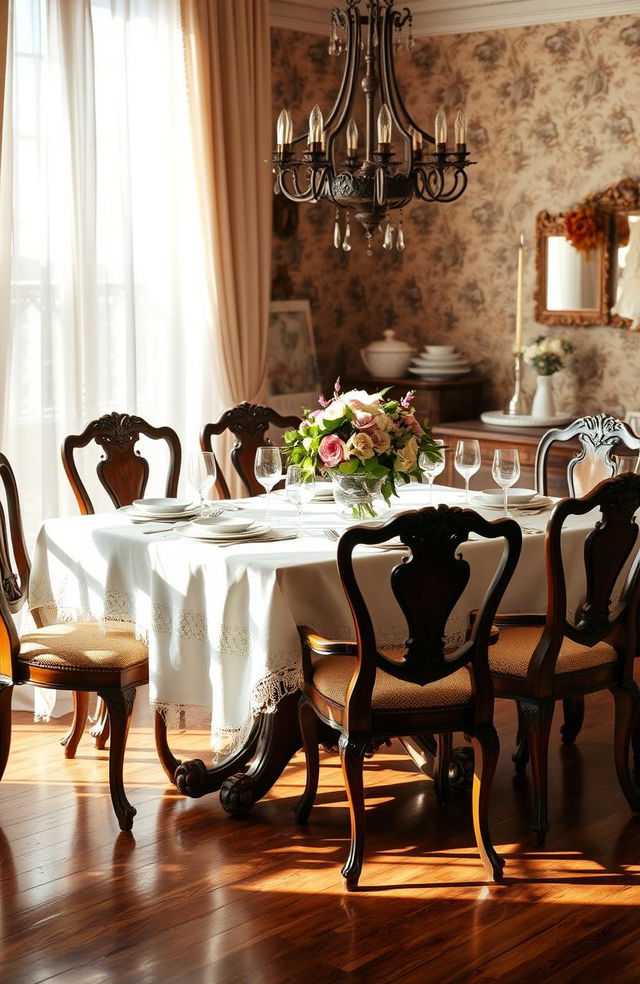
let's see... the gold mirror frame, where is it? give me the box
[535,177,640,328]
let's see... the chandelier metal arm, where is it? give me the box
[380,5,434,159]
[325,7,361,167]
[276,167,320,203]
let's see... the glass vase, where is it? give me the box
[331,471,386,520]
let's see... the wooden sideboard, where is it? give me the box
[345,375,483,424]
[433,419,580,497]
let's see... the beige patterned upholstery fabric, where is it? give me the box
[311,653,472,711]
[489,624,617,678]
[19,621,148,671]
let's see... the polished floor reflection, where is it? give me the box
[1,687,640,983]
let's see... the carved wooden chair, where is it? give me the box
[0,452,147,830]
[61,412,181,758]
[535,412,640,498]
[296,505,522,890]
[535,413,640,745]
[489,473,640,845]
[200,402,301,498]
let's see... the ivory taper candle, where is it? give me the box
[515,233,525,351]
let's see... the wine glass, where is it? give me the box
[418,440,446,504]
[454,439,481,505]
[188,451,217,516]
[254,445,283,523]
[492,448,521,515]
[285,465,316,536]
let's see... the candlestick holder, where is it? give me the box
[505,350,528,415]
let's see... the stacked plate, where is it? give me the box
[471,489,553,511]
[409,345,471,380]
[121,497,198,520]
[177,516,297,543]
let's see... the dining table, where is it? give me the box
[28,482,595,815]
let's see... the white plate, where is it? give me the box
[187,516,257,535]
[471,494,553,511]
[425,345,455,355]
[477,488,538,505]
[121,504,199,520]
[409,367,471,378]
[413,354,466,365]
[132,497,193,514]
[178,522,269,541]
[480,410,572,428]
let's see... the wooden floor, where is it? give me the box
[1,688,640,984]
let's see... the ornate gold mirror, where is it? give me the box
[535,177,640,329]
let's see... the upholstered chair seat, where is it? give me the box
[489,625,617,679]
[18,621,148,674]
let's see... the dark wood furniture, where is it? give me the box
[0,453,147,830]
[295,504,522,890]
[62,411,181,514]
[61,411,181,759]
[345,375,483,425]
[201,402,301,498]
[535,412,640,496]
[489,473,640,845]
[434,419,579,497]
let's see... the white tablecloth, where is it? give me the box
[28,485,592,754]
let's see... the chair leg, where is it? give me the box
[521,698,555,846]
[512,701,530,775]
[0,683,14,781]
[154,708,181,784]
[90,697,110,750]
[560,696,585,745]
[433,732,452,806]
[470,724,504,882]
[295,697,320,825]
[612,682,640,813]
[60,692,90,759]
[633,713,640,785]
[99,687,137,832]
[339,732,369,891]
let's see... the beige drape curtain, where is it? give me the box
[181,0,272,495]
[0,1,11,428]
[0,2,8,159]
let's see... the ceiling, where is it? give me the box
[269,0,639,36]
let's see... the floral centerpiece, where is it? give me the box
[523,335,575,376]
[283,380,442,518]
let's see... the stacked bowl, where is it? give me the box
[409,345,471,380]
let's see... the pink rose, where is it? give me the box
[403,413,424,436]
[318,434,348,467]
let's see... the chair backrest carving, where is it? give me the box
[201,403,301,498]
[532,472,640,691]
[62,412,182,514]
[0,454,29,617]
[336,505,522,731]
[535,413,640,497]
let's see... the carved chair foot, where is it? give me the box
[220,773,257,818]
[448,745,474,790]
[174,759,209,799]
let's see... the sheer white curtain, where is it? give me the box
[2,0,216,712]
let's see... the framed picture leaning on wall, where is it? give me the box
[266,300,321,417]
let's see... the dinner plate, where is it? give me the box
[178,521,270,541]
[409,367,471,378]
[471,494,553,511]
[132,497,193,514]
[477,488,538,505]
[121,503,199,520]
[187,516,257,535]
[412,354,467,366]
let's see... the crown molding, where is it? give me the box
[270,0,640,37]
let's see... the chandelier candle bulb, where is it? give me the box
[276,108,293,150]
[515,234,525,352]
[454,108,467,149]
[346,118,359,158]
[377,104,392,148]
[411,127,423,154]
[308,104,324,147]
[435,107,447,148]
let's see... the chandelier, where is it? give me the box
[269,0,474,255]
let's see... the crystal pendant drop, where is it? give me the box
[342,213,352,252]
[396,212,405,251]
[333,210,342,249]
[367,234,374,257]
[383,222,394,250]
[273,169,280,195]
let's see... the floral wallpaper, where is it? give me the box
[270,13,640,416]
